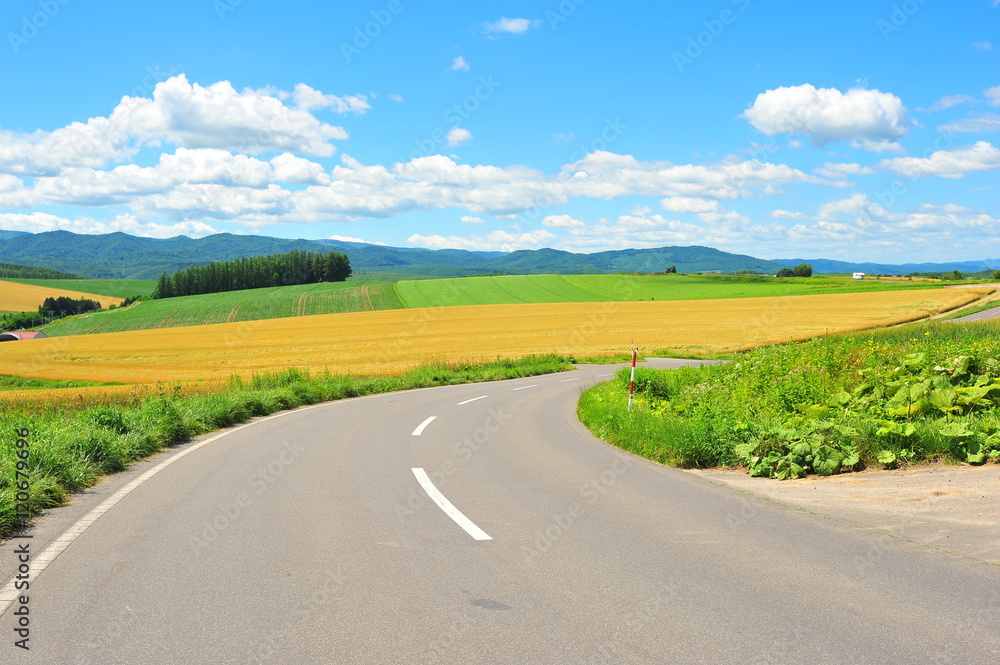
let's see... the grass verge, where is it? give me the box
[579,319,1000,478]
[0,354,574,540]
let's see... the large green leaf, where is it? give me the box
[812,445,844,476]
[876,450,897,465]
[939,422,974,438]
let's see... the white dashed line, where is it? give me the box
[411,468,492,541]
[511,384,538,391]
[411,416,437,436]
[457,396,488,405]
[560,378,580,382]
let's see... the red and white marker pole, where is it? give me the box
[627,346,638,412]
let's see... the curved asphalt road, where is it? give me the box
[2,360,999,664]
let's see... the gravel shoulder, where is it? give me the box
[690,463,1000,566]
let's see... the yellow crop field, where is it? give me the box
[0,280,123,312]
[0,287,988,384]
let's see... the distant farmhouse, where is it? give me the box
[0,331,48,342]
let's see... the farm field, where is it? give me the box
[394,273,939,308]
[2,278,157,299]
[40,280,403,336]
[0,287,987,384]
[0,279,124,312]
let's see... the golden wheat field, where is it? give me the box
[0,287,988,386]
[0,280,124,312]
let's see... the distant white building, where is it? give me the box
[852,272,865,280]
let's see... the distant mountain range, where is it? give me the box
[0,229,995,280]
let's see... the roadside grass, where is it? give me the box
[40,280,403,336]
[579,319,1000,478]
[940,301,1000,320]
[395,273,940,308]
[0,354,575,540]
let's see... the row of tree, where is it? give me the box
[776,263,813,278]
[0,262,80,279]
[1,296,102,331]
[152,250,352,299]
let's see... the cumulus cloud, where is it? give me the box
[460,215,487,224]
[659,197,723,214]
[446,127,473,147]
[448,56,470,72]
[482,17,541,36]
[925,94,976,111]
[768,209,807,220]
[0,117,132,177]
[541,214,584,228]
[109,74,350,155]
[814,162,877,179]
[407,229,555,251]
[986,86,1000,106]
[0,211,218,238]
[291,84,369,114]
[742,84,913,148]
[879,141,1000,178]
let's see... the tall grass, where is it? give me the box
[0,355,574,539]
[579,320,1000,475]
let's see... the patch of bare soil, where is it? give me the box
[691,463,1000,565]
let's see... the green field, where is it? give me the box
[3,278,157,299]
[41,280,403,336]
[394,274,938,308]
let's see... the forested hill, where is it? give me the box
[0,230,791,279]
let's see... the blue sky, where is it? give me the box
[1,0,998,262]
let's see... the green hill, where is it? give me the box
[41,281,403,337]
[3,278,157,299]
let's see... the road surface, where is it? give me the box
[2,360,999,664]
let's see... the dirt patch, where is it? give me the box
[691,463,1000,565]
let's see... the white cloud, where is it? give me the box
[0,211,218,238]
[768,209,807,220]
[880,141,1000,178]
[291,84,369,114]
[328,234,386,245]
[388,94,405,103]
[449,56,470,72]
[941,113,1000,133]
[743,84,913,148]
[270,152,330,184]
[482,17,541,36]
[849,138,904,153]
[972,41,994,52]
[986,86,1000,106]
[460,216,487,224]
[659,197,723,214]
[814,162,877,178]
[541,214,584,228]
[925,94,976,111]
[407,229,555,252]
[446,127,473,147]
[0,117,132,176]
[109,74,349,155]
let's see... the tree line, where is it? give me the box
[1,296,102,331]
[0,262,81,279]
[152,250,352,299]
